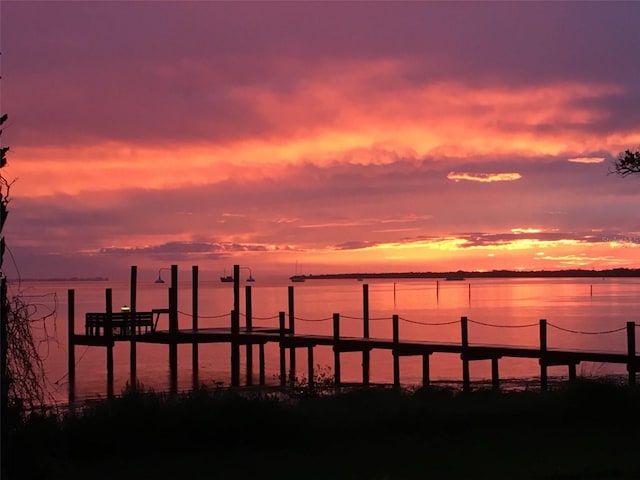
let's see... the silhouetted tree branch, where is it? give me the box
[611,149,640,177]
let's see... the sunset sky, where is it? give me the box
[2,1,639,280]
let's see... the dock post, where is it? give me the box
[307,345,314,391]
[67,289,76,403]
[231,309,240,387]
[105,288,114,398]
[392,314,400,389]
[169,265,178,395]
[245,285,253,385]
[259,343,266,385]
[627,322,636,385]
[568,363,577,381]
[539,319,548,392]
[279,312,286,387]
[233,264,240,316]
[333,313,341,387]
[192,266,199,387]
[491,357,500,392]
[288,286,296,386]
[422,354,430,387]
[362,284,370,386]
[129,266,137,390]
[461,316,470,392]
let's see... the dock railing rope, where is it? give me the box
[546,322,629,335]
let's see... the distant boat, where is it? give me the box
[246,275,255,282]
[290,261,305,282]
[220,269,234,283]
[445,275,465,281]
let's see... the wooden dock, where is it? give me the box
[67,264,639,401]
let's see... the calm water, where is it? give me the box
[11,276,640,403]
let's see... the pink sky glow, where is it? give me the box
[1,2,639,280]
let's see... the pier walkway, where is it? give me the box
[67,265,638,401]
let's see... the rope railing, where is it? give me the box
[547,322,628,335]
[177,310,230,320]
[294,315,334,322]
[399,316,459,326]
[467,319,539,329]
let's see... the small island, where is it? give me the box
[291,268,640,282]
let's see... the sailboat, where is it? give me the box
[290,261,305,282]
[220,268,234,283]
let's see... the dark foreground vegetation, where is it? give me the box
[8,379,640,480]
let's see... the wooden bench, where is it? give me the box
[85,311,155,337]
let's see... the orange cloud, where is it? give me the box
[447,172,522,182]
[567,157,605,163]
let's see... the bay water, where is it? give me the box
[11,275,640,403]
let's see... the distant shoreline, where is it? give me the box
[12,276,109,282]
[291,268,640,281]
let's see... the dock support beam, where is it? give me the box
[307,345,314,391]
[333,313,341,387]
[129,266,137,390]
[245,285,252,385]
[259,343,265,386]
[67,289,76,403]
[539,319,548,392]
[192,266,199,387]
[461,316,470,392]
[422,354,430,387]
[627,321,636,385]
[392,314,400,389]
[288,286,296,385]
[231,309,240,387]
[491,357,500,392]
[279,312,286,387]
[362,284,370,386]
[169,265,178,394]
[105,288,114,398]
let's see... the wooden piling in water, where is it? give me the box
[67,289,75,403]
[461,316,470,392]
[245,285,253,385]
[307,345,314,390]
[333,313,341,386]
[491,357,499,391]
[231,309,240,387]
[422,354,430,387]
[279,312,286,387]
[259,343,266,386]
[627,321,636,385]
[129,266,137,389]
[192,266,199,387]
[288,286,296,385]
[392,314,400,389]
[362,284,370,386]
[105,288,114,398]
[169,265,178,394]
[540,319,548,391]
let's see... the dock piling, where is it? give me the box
[461,316,470,392]
[245,285,253,385]
[192,266,199,387]
[627,322,636,385]
[105,288,114,398]
[279,312,286,387]
[392,314,400,389]
[67,289,75,403]
[129,266,137,389]
[540,319,548,391]
[333,313,341,387]
[288,286,296,385]
[362,284,370,386]
[169,265,178,394]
